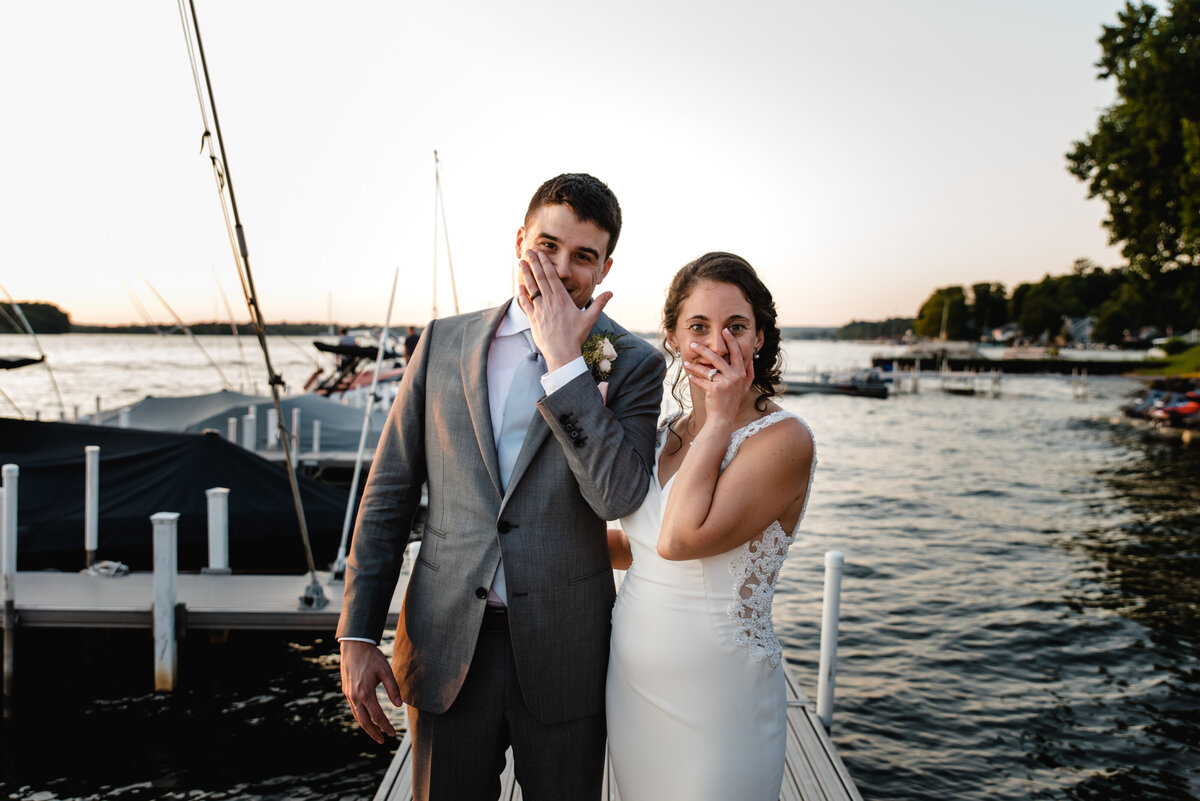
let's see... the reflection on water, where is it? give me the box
[1,338,1198,800]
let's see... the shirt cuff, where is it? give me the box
[540,356,587,395]
[337,636,378,645]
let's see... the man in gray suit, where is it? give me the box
[337,173,666,801]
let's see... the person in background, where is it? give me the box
[337,173,665,801]
[404,325,420,364]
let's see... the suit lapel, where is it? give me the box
[502,312,612,500]
[463,304,507,497]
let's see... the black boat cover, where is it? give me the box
[0,418,354,573]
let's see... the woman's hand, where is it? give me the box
[683,327,754,426]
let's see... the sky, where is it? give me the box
[0,0,1132,332]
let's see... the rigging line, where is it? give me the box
[435,155,459,315]
[0,302,22,332]
[139,274,235,391]
[331,265,400,580]
[0,385,26,420]
[213,266,254,392]
[123,280,168,335]
[0,283,65,416]
[182,0,325,608]
[432,151,439,320]
[177,0,251,308]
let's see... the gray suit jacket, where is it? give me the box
[336,301,665,723]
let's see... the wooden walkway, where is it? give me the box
[372,659,863,801]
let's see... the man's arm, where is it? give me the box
[335,319,433,643]
[538,344,665,521]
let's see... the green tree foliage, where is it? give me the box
[968,282,1008,337]
[1066,0,1200,276]
[836,318,915,340]
[914,287,969,340]
[0,301,71,334]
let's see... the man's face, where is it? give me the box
[515,203,612,309]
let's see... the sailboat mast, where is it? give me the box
[432,150,459,318]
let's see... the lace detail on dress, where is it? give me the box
[723,411,816,668]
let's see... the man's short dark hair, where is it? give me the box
[525,173,622,259]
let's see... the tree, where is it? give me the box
[914,287,969,340]
[1066,0,1200,276]
[0,301,71,334]
[968,282,1008,339]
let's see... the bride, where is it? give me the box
[605,251,816,800]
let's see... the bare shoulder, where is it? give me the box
[738,410,814,469]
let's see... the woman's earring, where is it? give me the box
[753,351,760,360]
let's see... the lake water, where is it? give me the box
[1,334,1197,800]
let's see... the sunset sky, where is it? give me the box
[1,0,1130,332]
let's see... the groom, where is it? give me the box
[337,173,666,801]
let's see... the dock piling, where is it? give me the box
[203,488,231,574]
[227,416,237,441]
[817,549,844,731]
[242,412,255,450]
[2,464,17,717]
[151,511,180,691]
[84,446,99,568]
[313,419,322,453]
[290,408,301,467]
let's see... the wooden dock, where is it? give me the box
[2,567,407,632]
[372,659,864,801]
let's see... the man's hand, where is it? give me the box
[517,249,612,371]
[340,639,403,744]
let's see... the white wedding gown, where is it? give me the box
[606,410,816,801]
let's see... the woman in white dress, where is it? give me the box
[605,252,816,801]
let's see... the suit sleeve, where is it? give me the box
[537,343,666,521]
[335,319,434,643]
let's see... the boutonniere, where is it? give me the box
[582,332,624,382]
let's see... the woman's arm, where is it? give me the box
[657,330,814,560]
[607,527,632,570]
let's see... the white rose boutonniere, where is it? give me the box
[582,332,625,383]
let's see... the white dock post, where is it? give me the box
[290,407,301,468]
[203,488,231,574]
[266,407,279,449]
[151,511,180,692]
[816,550,844,731]
[312,419,322,453]
[227,416,238,441]
[242,412,255,450]
[84,446,100,568]
[118,408,131,428]
[2,464,17,717]
[2,465,17,576]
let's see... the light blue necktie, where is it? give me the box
[497,329,543,492]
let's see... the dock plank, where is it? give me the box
[375,660,860,801]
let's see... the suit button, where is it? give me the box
[497,521,512,534]
[569,430,578,439]
[475,587,488,599]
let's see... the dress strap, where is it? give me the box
[720,410,797,471]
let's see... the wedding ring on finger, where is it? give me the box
[707,368,718,381]
[528,290,541,301]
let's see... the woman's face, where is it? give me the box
[666,279,763,371]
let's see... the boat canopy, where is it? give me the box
[93,389,388,452]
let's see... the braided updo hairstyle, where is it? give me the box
[661,251,784,415]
